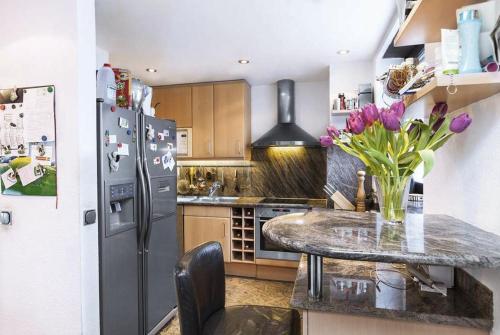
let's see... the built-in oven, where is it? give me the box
[255,206,308,261]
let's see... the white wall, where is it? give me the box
[329,61,374,128]
[0,1,97,334]
[329,61,374,105]
[424,93,500,335]
[423,2,500,333]
[96,46,110,69]
[251,80,329,141]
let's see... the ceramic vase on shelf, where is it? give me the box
[374,176,412,225]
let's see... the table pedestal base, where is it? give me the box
[307,254,323,299]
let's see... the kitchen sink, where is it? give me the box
[195,196,239,203]
[177,196,197,202]
[178,196,239,203]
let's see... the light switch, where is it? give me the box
[0,211,12,225]
[84,210,96,226]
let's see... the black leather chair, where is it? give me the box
[174,241,301,335]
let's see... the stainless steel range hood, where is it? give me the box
[252,79,320,148]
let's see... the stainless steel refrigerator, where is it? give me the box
[96,100,178,335]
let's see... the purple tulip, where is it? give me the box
[408,123,416,133]
[360,103,379,126]
[327,125,340,138]
[449,113,472,133]
[380,108,401,131]
[390,100,405,119]
[432,102,448,118]
[432,117,445,132]
[408,119,423,134]
[347,111,365,134]
[319,135,334,147]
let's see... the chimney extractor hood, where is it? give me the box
[252,79,320,148]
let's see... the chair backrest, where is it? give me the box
[174,241,226,335]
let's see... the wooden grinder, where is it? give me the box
[356,170,366,212]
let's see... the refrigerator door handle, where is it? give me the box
[142,116,154,252]
[137,114,149,252]
[143,158,154,251]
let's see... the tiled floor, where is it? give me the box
[160,276,294,335]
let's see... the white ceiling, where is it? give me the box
[96,0,395,86]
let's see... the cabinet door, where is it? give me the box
[153,86,192,127]
[192,84,214,158]
[184,216,230,262]
[214,81,250,158]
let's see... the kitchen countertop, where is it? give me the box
[177,196,327,209]
[263,209,500,268]
[291,256,493,330]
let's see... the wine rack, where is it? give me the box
[231,207,255,263]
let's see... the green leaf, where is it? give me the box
[417,126,431,150]
[398,131,410,156]
[418,149,435,177]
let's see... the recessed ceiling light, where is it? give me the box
[238,59,250,64]
[336,49,350,55]
[146,68,157,73]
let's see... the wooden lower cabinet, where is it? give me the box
[304,311,488,335]
[181,205,298,280]
[184,215,231,263]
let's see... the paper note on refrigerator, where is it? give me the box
[17,163,44,186]
[1,168,17,189]
[117,143,129,156]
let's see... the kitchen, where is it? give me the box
[2,1,500,335]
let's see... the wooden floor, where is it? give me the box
[160,276,293,335]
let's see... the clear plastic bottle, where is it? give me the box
[458,9,482,74]
[96,63,117,104]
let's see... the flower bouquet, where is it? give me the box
[321,101,472,224]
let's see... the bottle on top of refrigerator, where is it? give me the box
[97,63,117,104]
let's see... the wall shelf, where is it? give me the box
[394,0,483,47]
[331,110,353,116]
[404,72,500,113]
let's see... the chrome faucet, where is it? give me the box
[208,181,222,197]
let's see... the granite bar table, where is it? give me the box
[262,209,500,334]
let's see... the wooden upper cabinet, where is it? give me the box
[214,81,251,159]
[152,85,193,127]
[192,84,214,158]
[153,80,251,159]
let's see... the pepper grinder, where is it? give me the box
[356,171,366,212]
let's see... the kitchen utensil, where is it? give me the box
[178,179,190,195]
[205,168,215,181]
[324,183,355,210]
[234,169,240,193]
[178,171,190,195]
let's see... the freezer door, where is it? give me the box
[145,175,178,333]
[143,115,177,178]
[97,102,140,335]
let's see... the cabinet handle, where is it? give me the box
[208,141,212,155]
[236,140,242,155]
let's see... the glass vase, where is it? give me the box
[374,176,412,224]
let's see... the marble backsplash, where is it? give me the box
[327,145,371,206]
[251,147,326,198]
[177,147,327,199]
